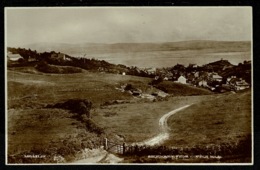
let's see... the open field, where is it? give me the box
[166,90,252,147]
[93,90,251,146]
[92,95,215,143]
[8,67,149,108]
[8,67,211,108]
[7,67,252,163]
[155,81,212,96]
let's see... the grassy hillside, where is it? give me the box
[7,68,251,163]
[155,81,212,96]
[166,91,251,153]
[7,69,151,163]
[7,68,149,108]
[7,68,209,163]
[35,62,83,74]
[8,67,212,108]
[93,95,217,143]
[118,90,252,163]
[8,108,103,163]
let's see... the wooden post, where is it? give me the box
[123,142,126,155]
[104,138,108,150]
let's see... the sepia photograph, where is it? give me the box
[5,7,252,165]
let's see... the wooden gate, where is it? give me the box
[104,138,125,154]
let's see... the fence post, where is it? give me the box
[123,142,126,155]
[104,138,108,150]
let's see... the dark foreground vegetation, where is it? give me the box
[121,134,251,163]
[8,98,106,163]
[47,99,104,135]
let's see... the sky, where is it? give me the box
[6,7,252,47]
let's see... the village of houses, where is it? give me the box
[132,59,251,93]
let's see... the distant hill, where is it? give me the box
[23,40,251,54]
[15,40,251,68]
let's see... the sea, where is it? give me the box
[69,50,251,68]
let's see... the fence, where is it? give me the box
[103,138,125,154]
[103,136,251,159]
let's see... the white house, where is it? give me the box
[198,80,208,87]
[145,68,156,75]
[163,77,169,81]
[7,53,23,61]
[194,72,199,78]
[212,74,223,82]
[176,76,187,84]
[235,80,250,91]
[51,53,68,61]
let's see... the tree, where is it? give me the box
[18,58,25,63]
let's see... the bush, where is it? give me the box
[149,77,163,86]
[85,118,104,135]
[124,84,133,91]
[47,99,92,118]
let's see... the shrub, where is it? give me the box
[85,118,104,135]
[149,77,163,86]
[47,99,92,118]
[124,84,133,91]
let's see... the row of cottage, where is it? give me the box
[121,66,250,92]
[153,70,250,91]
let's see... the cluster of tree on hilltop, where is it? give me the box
[8,47,39,61]
[7,47,155,77]
[7,47,122,74]
[200,59,251,84]
[220,61,251,84]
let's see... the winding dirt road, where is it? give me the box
[73,104,193,163]
[134,104,193,146]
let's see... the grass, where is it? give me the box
[35,62,83,74]
[7,67,252,163]
[7,68,154,163]
[92,95,215,143]
[8,108,106,163]
[155,81,212,96]
[8,67,212,108]
[7,68,150,108]
[166,91,251,148]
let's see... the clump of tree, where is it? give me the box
[124,84,134,91]
[85,118,104,135]
[47,99,92,118]
[127,66,151,78]
[149,76,163,86]
[46,99,104,135]
[221,60,251,84]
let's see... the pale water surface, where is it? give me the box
[69,51,251,68]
